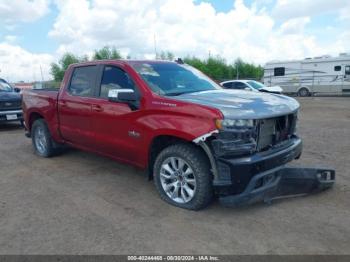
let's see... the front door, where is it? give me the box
[90,65,142,163]
[58,65,98,147]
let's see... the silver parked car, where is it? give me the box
[220,80,283,94]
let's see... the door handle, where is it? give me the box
[92,104,103,112]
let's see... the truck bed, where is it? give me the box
[22,88,60,138]
[23,88,59,108]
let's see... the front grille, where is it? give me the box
[257,114,297,151]
[0,100,22,111]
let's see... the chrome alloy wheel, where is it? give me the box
[34,126,47,154]
[160,157,197,203]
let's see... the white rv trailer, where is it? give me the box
[263,53,350,96]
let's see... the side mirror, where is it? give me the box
[108,89,137,102]
[14,87,21,93]
[244,87,251,91]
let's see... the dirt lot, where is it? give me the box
[0,97,349,255]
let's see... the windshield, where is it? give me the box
[130,62,221,96]
[0,81,13,92]
[247,80,265,90]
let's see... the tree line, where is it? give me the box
[50,46,263,82]
[50,46,122,82]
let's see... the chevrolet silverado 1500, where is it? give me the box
[22,60,335,210]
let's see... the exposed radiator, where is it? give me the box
[257,114,296,151]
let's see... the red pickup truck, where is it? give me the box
[22,60,335,210]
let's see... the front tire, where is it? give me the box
[153,144,213,210]
[31,119,59,157]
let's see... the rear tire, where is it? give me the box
[298,88,310,97]
[153,143,213,210]
[31,119,61,157]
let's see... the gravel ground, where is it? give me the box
[0,97,349,255]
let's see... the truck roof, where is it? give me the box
[69,59,177,67]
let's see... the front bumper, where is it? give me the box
[0,109,23,122]
[214,137,303,192]
[212,137,335,206]
[219,166,335,207]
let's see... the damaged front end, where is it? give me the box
[194,113,335,207]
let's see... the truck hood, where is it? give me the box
[173,89,299,119]
[0,91,21,102]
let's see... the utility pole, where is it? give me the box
[40,65,44,82]
[154,33,158,59]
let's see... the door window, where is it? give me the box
[68,66,96,96]
[99,66,136,98]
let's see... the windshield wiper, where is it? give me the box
[166,91,190,96]
[166,90,205,96]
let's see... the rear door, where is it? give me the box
[90,64,142,162]
[58,65,98,147]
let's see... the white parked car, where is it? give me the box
[220,80,283,94]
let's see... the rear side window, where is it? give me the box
[222,82,232,88]
[334,66,341,71]
[68,66,96,96]
[232,82,248,89]
[274,67,285,76]
[99,66,136,98]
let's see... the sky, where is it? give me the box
[0,0,349,82]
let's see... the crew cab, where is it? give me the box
[0,78,23,124]
[22,60,335,210]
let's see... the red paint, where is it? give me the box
[23,60,223,169]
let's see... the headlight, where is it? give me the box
[215,119,255,129]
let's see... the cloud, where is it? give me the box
[0,0,49,25]
[272,0,348,20]
[1,0,349,82]
[48,0,336,65]
[0,43,53,82]
[339,2,350,21]
[279,17,310,35]
[4,35,18,43]
[334,32,350,53]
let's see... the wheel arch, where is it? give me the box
[297,86,311,93]
[28,112,44,131]
[147,134,212,180]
